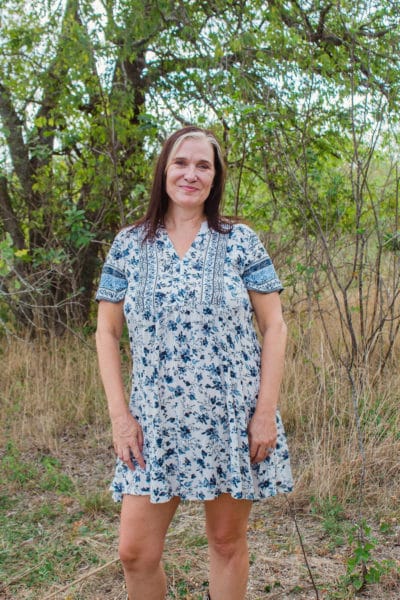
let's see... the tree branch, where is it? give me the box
[0,175,26,249]
[0,81,33,201]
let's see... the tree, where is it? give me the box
[0,0,399,339]
[0,0,217,332]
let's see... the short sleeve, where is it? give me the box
[95,231,128,303]
[241,226,283,294]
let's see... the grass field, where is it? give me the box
[0,323,399,599]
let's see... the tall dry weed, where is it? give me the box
[0,335,109,452]
[1,309,399,509]
[280,310,400,509]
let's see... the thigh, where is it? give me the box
[120,494,180,555]
[205,494,252,542]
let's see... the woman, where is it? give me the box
[95,126,293,600]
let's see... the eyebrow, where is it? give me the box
[173,156,213,165]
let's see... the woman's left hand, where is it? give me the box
[248,410,277,464]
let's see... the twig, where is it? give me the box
[42,557,120,599]
[285,496,320,600]
[0,562,46,591]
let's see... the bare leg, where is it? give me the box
[205,494,252,600]
[119,495,180,600]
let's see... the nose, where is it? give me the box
[184,164,197,181]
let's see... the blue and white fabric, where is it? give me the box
[96,222,293,503]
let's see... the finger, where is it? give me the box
[136,426,144,451]
[117,449,135,470]
[249,439,258,462]
[255,448,267,463]
[119,446,134,468]
[252,444,274,464]
[126,450,136,471]
[118,443,144,471]
[250,442,265,463]
[129,439,146,469]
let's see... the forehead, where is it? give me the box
[171,136,214,161]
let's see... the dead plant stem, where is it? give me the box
[42,557,120,600]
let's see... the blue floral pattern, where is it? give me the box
[96,222,293,503]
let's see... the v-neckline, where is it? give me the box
[163,221,208,261]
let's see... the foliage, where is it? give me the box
[1,6,400,599]
[309,497,399,598]
[310,496,348,549]
[339,521,397,596]
[0,0,399,335]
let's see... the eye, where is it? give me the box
[198,163,211,170]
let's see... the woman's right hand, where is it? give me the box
[111,414,145,470]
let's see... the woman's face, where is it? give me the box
[165,137,215,213]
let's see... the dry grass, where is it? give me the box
[1,310,400,599]
[280,311,400,510]
[2,316,399,508]
[0,334,108,452]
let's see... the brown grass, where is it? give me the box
[1,311,399,508]
[280,308,400,510]
[1,307,400,599]
[0,334,108,452]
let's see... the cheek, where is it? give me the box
[207,175,215,190]
[165,170,176,192]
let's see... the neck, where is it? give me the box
[164,209,205,231]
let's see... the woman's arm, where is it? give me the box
[96,300,145,470]
[247,290,287,464]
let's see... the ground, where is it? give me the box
[0,429,399,600]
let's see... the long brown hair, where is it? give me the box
[135,126,232,240]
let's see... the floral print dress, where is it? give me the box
[96,221,293,503]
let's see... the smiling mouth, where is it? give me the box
[180,185,198,192]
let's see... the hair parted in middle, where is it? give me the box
[135,126,232,240]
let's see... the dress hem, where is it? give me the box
[111,486,294,504]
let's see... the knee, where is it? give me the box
[119,539,163,573]
[208,530,247,560]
